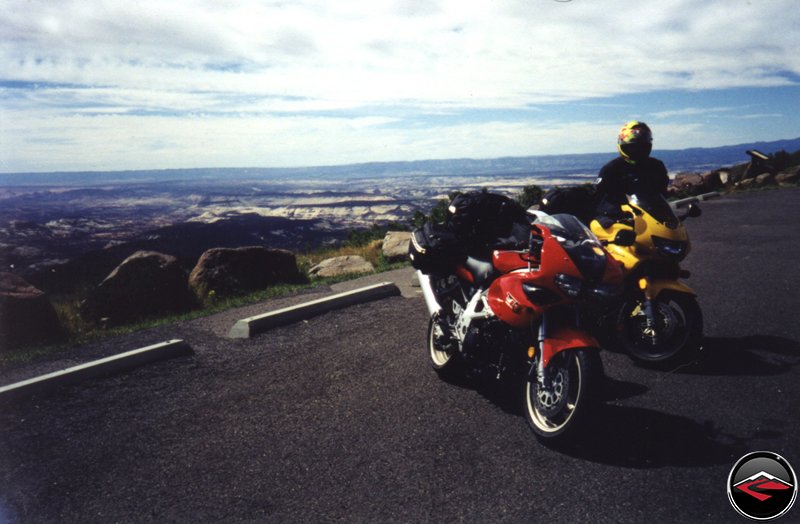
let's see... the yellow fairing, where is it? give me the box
[647,279,696,298]
[590,202,691,272]
[591,216,638,271]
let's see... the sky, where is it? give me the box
[1,0,799,173]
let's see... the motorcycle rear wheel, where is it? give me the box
[617,291,703,368]
[524,349,601,440]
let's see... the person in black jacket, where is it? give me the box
[594,121,669,226]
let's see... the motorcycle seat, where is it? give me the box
[465,256,496,288]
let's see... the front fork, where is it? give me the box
[634,276,696,345]
[528,311,557,390]
[527,309,600,389]
[638,277,660,345]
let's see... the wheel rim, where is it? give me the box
[526,352,582,434]
[429,317,452,368]
[621,297,691,361]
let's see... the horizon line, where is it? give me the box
[2,136,799,177]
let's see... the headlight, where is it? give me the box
[652,236,688,261]
[554,273,582,298]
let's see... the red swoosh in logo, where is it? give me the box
[736,476,792,501]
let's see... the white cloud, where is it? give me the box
[1,0,799,171]
[650,107,737,119]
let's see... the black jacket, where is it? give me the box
[595,157,669,216]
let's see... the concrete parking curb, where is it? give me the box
[228,281,400,339]
[0,339,193,402]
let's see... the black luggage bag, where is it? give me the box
[408,222,466,274]
[446,191,528,240]
[538,185,597,224]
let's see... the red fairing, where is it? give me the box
[487,225,582,328]
[486,271,538,328]
[541,326,599,367]
[492,250,531,273]
[538,227,583,283]
[455,265,474,283]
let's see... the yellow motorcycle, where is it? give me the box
[589,193,703,367]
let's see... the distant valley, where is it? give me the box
[1,136,798,292]
[0,170,602,288]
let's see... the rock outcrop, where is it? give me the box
[189,246,302,299]
[381,231,412,261]
[734,171,788,189]
[671,171,726,195]
[0,272,64,351]
[755,172,776,186]
[80,251,196,325]
[308,255,375,278]
[776,167,799,186]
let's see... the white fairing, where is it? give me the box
[416,271,441,317]
[453,289,494,348]
[416,270,495,351]
[526,209,551,221]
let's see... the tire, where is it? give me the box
[617,291,703,368]
[524,348,601,440]
[427,313,460,377]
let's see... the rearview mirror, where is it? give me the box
[611,229,636,246]
[687,203,702,218]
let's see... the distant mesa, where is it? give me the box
[2,136,799,187]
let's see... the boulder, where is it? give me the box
[755,172,776,186]
[382,231,412,261]
[776,168,800,185]
[671,172,704,195]
[672,171,725,195]
[80,251,195,325]
[189,246,302,299]
[701,171,726,190]
[735,177,757,190]
[308,255,375,278]
[0,272,64,351]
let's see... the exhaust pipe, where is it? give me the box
[416,271,442,317]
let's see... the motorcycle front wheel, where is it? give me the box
[427,313,460,376]
[524,349,601,440]
[617,291,703,368]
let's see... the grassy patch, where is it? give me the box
[297,239,385,273]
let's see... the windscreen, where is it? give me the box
[629,193,679,226]
[537,213,607,282]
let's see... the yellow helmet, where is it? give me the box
[617,121,653,163]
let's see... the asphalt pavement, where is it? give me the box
[1,187,799,523]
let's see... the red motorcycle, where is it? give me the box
[411,211,630,440]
